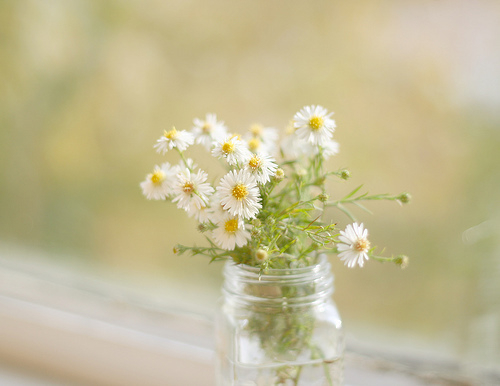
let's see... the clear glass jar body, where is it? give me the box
[216,257,344,386]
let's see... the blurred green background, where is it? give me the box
[1,0,499,370]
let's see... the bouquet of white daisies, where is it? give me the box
[140,105,409,270]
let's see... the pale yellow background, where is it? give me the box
[1,0,499,369]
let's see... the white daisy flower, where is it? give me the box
[280,130,304,159]
[140,163,177,200]
[212,136,252,165]
[293,105,336,146]
[192,113,228,150]
[164,159,198,186]
[337,223,371,268]
[212,216,251,251]
[217,169,261,220]
[154,127,194,154]
[246,136,277,155]
[308,139,340,160]
[244,153,278,185]
[248,123,279,142]
[319,139,340,159]
[186,203,212,223]
[172,168,214,211]
[207,192,230,223]
[245,123,278,155]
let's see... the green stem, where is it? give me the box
[326,193,402,207]
[176,148,192,172]
[276,198,316,219]
[293,364,303,385]
[370,254,396,263]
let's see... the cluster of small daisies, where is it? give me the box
[141,105,409,269]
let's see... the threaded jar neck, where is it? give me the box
[222,255,334,308]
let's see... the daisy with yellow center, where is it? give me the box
[308,116,324,131]
[165,128,178,139]
[140,163,177,200]
[216,169,261,220]
[222,141,235,154]
[245,124,278,155]
[293,105,336,146]
[248,138,261,152]
[191,113,228,150]
[244,153,278,184]
[248,156,262,170]
[172,168,214,212]
[212,136,252,165]
[154,127,194,154]
[182,181,195,194]
[337,223,371,268]
[212,215,251,251]
[249,124,263,136]
[150,170,165,184]
[232,184,248,200]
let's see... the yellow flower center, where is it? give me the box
[150,170,165,184]
[232,184,248,200]
[182,182,194,194]
[354,238,370,252]
[222,141,235,154]
[224,219,239,233]
[248,138,260,152]
[249,124,263,136]
[308,116,324,131]
[202,123,211,133]
[164,128,178,140]
[248,156,262,170]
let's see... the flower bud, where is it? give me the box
[274,168,285,181]
[314,176,326,186]
[251,228,261,237]
[255,249,268,262]
[252,218,262,227]
[197,223,209,233]
[266,216,275,226]
[317,193,329,202]
[394,255,409,269]
[173,246,179,254]
[296,167,307,178]
[340,169,350,180]
[398,192,411,204]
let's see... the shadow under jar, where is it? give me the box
[216,256,344,386]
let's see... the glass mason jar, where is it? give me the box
[215,256,344,386]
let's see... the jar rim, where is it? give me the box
[222,254,334,306]
[224,254,332,281]
[228,253,327,271]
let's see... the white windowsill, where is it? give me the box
[0,248,497,386]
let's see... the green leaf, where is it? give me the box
[344,184,363,199]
